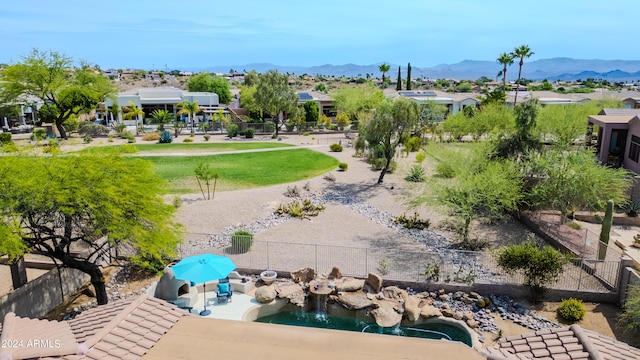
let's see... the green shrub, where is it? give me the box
[566,221,582,230]
[265,121,275,133]
[231,230,253,253]
[172,195,183,209]
[405,165,426,182]
[32,128,47,141]
[227,123,239,138]
[83,135,93,144]
[107,135,114,143]
[275,199,325,219]
[0,132,12,145]
[204,135,211,141]
[619,286,640,331]
[330,143,343,152]
[372,158,397,172]
[392,212,430,230]
[557,298,586,322]
[628,201,640,217]
[303,132,310,136]
[415,151,426,163]
[338,162,348,171]
[159,130,173,143]
[183,138,194,143]
[436,162,456,178]
[245,128,255,139]
[1,143,19,153]
[114,123,127,134]
[404,136,422,152]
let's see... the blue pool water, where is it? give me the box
[255,311,472,347]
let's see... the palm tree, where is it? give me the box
[512,45,534,105]
[150,109,174,131]
[496,52,514,90]
[177,100,201,134]
[379,63,390,88]
[122,101,144,135]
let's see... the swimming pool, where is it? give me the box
[255,309,473,347]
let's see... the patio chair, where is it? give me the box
[216,277,234,304]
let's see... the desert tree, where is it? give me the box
[0,49,116,139]
[303,100,320,127]
[365,97,419,184]
[512,45,534,104]
[332,82,384,130]
[254,70,299,138]
[186,72,232,104]
[0,154,183,305]
[194,163,219,200]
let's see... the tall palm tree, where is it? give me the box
[496,52,514,90]
[177,100,201,134]
[512,45,534,105]
[379,63,390,88]
[122,101,144,135]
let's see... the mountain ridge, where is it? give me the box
[195,58,640,82]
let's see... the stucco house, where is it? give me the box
[397,91,479,116]
[587,108,640,172]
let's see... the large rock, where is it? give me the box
[404,296,421,322]
[381,286,406,300]
[329,267,342,279]
[335,278,365,292]
[441,309,455,318]
[255,286,277,304]
[371,301,403,327]
[309,280,334,295]
[420,305,442,318]
[275,283,305,306]
[334,291,374,310]
[291,267,316,284]
[365,273,383,293]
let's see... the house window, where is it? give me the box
[630,135,640,162]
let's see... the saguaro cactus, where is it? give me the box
[598,200,614,260]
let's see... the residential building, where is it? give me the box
[587,108,640,172]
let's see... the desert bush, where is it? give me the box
[619,286,640,331]
[231,230,254,253]
[79,122,109,137]
[0,132,12,145]
[330,143,343,152]
[1,143,19,153]
[183,138,194,143]
[628,201,640,217]
[323,173,336,182]
[557,298,586,322]
[265,121,275,133]
[32,128,47,141]
[204,135,211,141]
[338,162,348,171]
[566,221,582,230]
[120,131,136,143]
[415,151,426,163]
[303,132,310,136]
[172,195,183,209]
[405,165,426,182]
[114,123,127,134]
[245,128,255,138]
[142,132,161,141]
[435,162,456,178]
[158,130,172,143]
[392,212,430,230]
[285,185,300,198]
[83,135,93,144]
[404,136,422,152]
[371,158,397,172]
[227,123,239,138]
[275,199,325,219]
[107,135,114,143]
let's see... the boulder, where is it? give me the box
[275,283,304,298]
[420,305,442,318]
[453,312,464,320]
[404,296,421,322]
[441,309,454,318]
[466,319,479,329]
[381,286,406,300]
[365,273,383,293]
[309,280,334,295]
[335,278,365,292]
[334,291,375,310]
[462,312,474,321]
[469,291,481,299]
[438,294,449,301]
[371,301,403,327]
[254,286,276,304]
[329,267,342,279]
[291,267,316,284]
[418,298,433,307]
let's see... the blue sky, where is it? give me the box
[1,0,638,70]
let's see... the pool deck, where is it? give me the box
[188,289,259,320]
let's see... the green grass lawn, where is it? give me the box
[75,142,292,155]
[145,148,339,193]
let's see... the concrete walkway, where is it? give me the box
[189,290,259,321]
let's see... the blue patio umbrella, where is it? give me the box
[172,254,236,316]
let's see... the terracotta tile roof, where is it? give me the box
[0,294,188,360]
[483,324,640,360]
[0,313,79,360]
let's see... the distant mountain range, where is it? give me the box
[197,58,640,82]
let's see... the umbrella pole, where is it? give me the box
[200,282,211,316]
